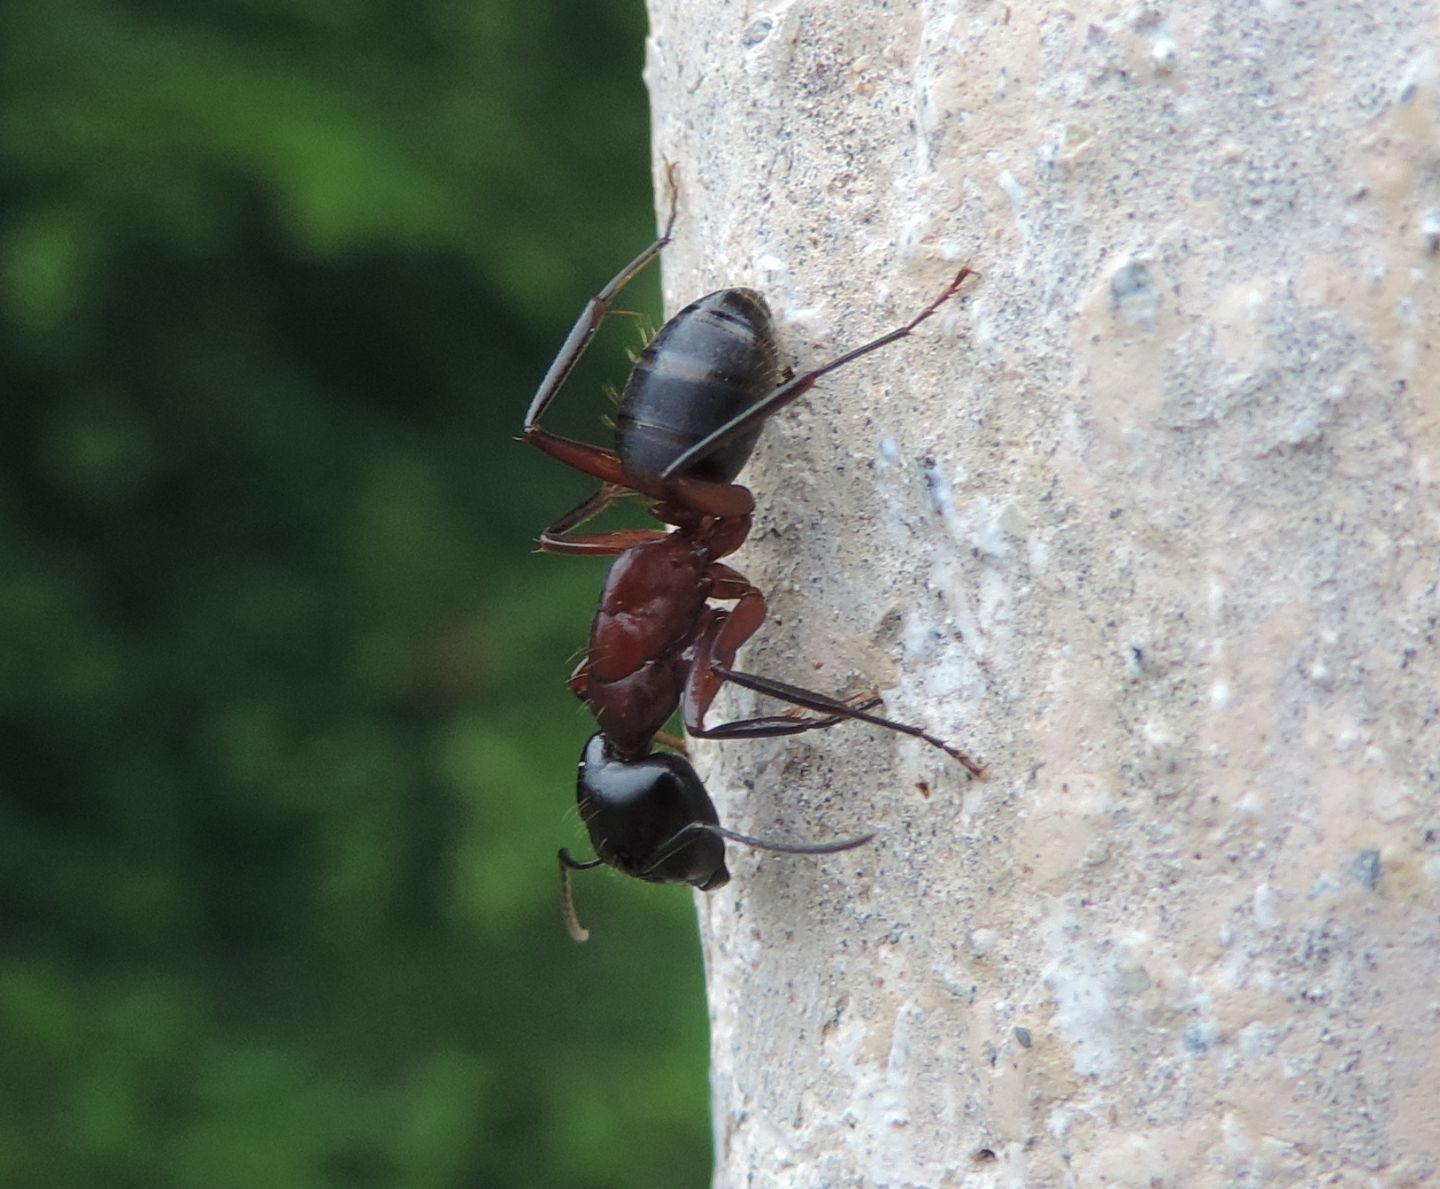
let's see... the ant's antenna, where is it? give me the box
[641,821,874,880]
[558,849,603,943]
[559,827,875,943]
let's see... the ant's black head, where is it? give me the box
[575,732,730,891]
[558,733,875,942]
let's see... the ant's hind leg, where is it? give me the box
[681,594,893,744]
[684,692,886,742]
[522,163,681,481]
[681,572,985,776]
[660,266,977,481]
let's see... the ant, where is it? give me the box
[523,167,983,940]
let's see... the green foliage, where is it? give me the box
[0,1,711,1185]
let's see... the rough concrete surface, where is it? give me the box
[644,1,1440,1185]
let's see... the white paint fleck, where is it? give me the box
[897,213,931,260]
[1237,1021,1277,1060]
[968,928,999,956]
[1420,210,1440,252]
[1041,916,1122,1078]
[997,170,1026,211]
[1047,1105,1072,1145]
[1252,883,1280,928]
[1151,33,1178,74]
[753,252,788,285]
[1369,783,1416,822]
[1395,43,1438,102]
[1210,679,1231,709]
[924,458,955,518]
[964,496,1012,560]
[1111,261,1159,331]
[1208,580,1226,619]
[1237,789,1265,818]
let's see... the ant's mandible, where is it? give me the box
[523,165,984,940]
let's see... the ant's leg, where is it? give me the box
[703,562,755,600]
[694,564,884,727]
[680,574,985,775]
[713,664,986,779]
[685,694,886,741]
[538,484,754,556]
[681,581,767,730]
[660,267,977,481]
[652,729,689,755]
[538,484,671,556]
[523,165,679,479]
[682,591,876,740]
[542,528,670,556]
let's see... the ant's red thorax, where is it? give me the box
[588,534,711,685]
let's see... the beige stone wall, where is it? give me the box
[646,1,1440,1184]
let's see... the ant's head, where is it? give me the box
[559,732,874,942]
[575,732,730,890]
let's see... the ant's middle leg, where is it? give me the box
[538,484,757,558]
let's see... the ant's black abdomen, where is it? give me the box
[617,288,783,485]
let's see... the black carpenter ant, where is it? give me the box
[523,167,982,940]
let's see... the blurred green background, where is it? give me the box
[0,1,713,1186]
